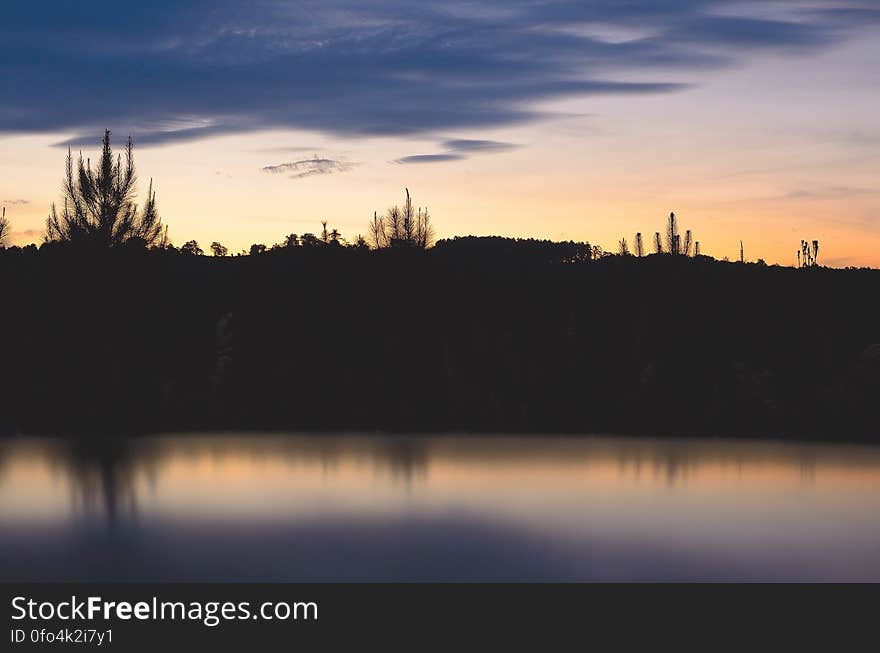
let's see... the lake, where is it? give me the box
[1,434,879,581]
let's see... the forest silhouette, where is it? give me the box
[1,132,878,439]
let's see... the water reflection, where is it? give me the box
[1,434,879,581]
[50,438,155,523]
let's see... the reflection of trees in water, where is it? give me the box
[273,435,429,487]
[373,437,429,487]
[613,445,699,486]
[47,438,160,525]
[656,450,696,486]
[42,434,431,523]
[27,434,845,524]
[615,449,645,482]
[798,459,817,484]
[612,441,824,487]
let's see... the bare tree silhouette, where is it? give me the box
[0,207,10,248]
[368,188,434,249]
[682,229,692,256]
[665,212,679,255]
[618,238,629,255]
[652,212,697,256]
[385,206,402,244]
[402,188,415,242]
[415,206,434,248]
[46,130,163,246]
[634,232,644,257]
[368,211,386,249]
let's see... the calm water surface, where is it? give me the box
[1,434,879,581]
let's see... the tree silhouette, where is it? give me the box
[249,243,267,255]
[664,212,679,255]
[368,211,386,249]
[210,242,228,257]
[415,206,434,248]
[798,239,820,267]
[384,206,402,245]
[46,130,163,246]
[402,188,415,242]
[180,240,203,256]
[301,233,321,247]
[0,207,10,248]
[368,188,434,249]
[626,218,697,258]
[650,212,697,255]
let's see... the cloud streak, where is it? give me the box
[394,154,466,164]
[395,138,518,164]
[262,157,355,179]
[0,1,876,145]
[443,139,518,153]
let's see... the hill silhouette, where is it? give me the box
[1,238,877,439]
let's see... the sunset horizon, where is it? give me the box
[2,1,879,266]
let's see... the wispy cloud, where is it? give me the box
[443,139,518,153]
[2,199,30,206]
[262,157,356,179]
[54,124,234,149]
[393,154,465,164]
[255,145,322,154]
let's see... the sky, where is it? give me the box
[1,0,879,266]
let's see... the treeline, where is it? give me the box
[1,240,878,439]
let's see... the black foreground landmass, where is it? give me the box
[1,237,878,440]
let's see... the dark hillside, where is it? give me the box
[1,238,878,439]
